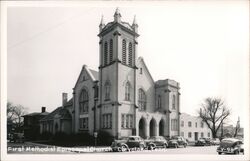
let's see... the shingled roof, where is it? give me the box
[40,98,73,121]
[89,69,98,80]
[40,107,72,121]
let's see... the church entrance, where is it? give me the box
[149,118,157,136]
[159,119,164,136]
[139,118,146,139]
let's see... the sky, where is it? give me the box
[6,1,249,127]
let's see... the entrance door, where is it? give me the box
[139,118,146,138]
[194,132,198,141]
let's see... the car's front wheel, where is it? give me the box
[139,144,144,151]
[148,144,155,150]
[234,150,239,155]
[218,152,222,155]
[184,143,187,148]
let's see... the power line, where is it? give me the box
[8,8,95,50]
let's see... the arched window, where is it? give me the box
[122,39,126,64]
[128,42,133,66]
[109,39,113,63]
[104,81,111,100]
[125,82,131,101]
[104,41,108,65]
[79,89,89,114]
[138,88,146,111]
[172,95,176,109]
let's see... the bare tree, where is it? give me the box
[197,97,231,138]
[7,101,28,132]
[233,117,240,137]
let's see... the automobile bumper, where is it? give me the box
[217,149,235,154]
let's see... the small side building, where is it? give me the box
[180,113,212,142]
[40,94,73,135]
[22,107,49,140]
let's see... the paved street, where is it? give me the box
[7,142,223,155]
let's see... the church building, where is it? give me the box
[40,8,181,139]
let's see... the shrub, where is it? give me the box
[39,131,53,140]
[97,130,114,146]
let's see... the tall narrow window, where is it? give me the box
[201,122,204,128]
[128,42,132,66]
[109,39,113,63]
[171,119,178,131]
[104,42,108,65]
[122,39,126,64]
[181,121,184,127]
[79,89,89,114]
[125,82,131,101]
[104,81,111,100]
[138,88,146,111]
[129,115,133,128]
[172,95,176,109]
[79,117,88,130]
[157,95,161,109]
[121,114,125,128]
[126,115,129,128]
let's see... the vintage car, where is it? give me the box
[196,138,212,146]
[211,138,220,145]
[195,138,206,146]
[168,136,188,148]
[8,133,25,143]
[216,138,244,155]
[111,136,146,152]
[145,136,168,150]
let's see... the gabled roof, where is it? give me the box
[89,69,98,80]
[40,106,72,121]
[74,65,99,89]
[137,57,154,84]
[64,98,73,107]
[22,112,49,117]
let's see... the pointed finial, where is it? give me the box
[115,7,120,15]
[99,15,105,26]
[133,15,137,25]
[132,15,138,33]
[114,7,121,23]
[99,15,105,32]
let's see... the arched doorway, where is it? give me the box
[159,119,164,136]
[139,117,146,139]
[150,118,157,136]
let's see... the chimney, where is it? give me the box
[62,93,68,107]
[41,107,46,113]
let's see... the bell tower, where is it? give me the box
[97,8,139,138]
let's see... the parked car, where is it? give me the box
[111,136,146,152]
[203,138,212,145]
[195,138,206,146]
[8,133,25,143]
[216,138,244,155]
[211,138,220,145]
[145,136,168,150]
[168,136,187,148]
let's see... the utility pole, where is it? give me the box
[93,81,98,146]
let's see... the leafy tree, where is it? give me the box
[198,97,231,138]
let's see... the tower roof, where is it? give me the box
[99,15,105,26]
[98,8,139,37]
